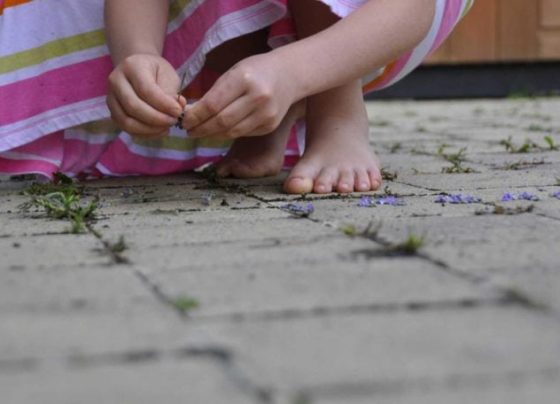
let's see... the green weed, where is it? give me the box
[172,296,200,313]
[20,177,98,234]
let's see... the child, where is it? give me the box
[0,0,473,194]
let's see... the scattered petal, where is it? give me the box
[518,192,540,201]
[377,196,404,206]
[281,203,315,217]
[552,191,560,199]
[435,194,482,204]
[358,195,404,207]
[358,196,375,207]
[501,192,540,202]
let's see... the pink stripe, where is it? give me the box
[430,0,463,54]
[0,56,112,125]
[0,156,59,178]
[59,139,110,173]
[11,131,63,160]
[164,0,283,66]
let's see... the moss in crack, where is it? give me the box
[172,296,200,313]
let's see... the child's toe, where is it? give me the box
[336,169,355,193]
[355,169,371,192]
[314,167,338,194]
[368,168,382,190]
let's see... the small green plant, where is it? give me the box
[172,296,199,313]
[21,191,97,233]
[19,174,98,233]
[544,136,559,151]
[340,224,358,236]
[391,233,425,255]
[499,136,539,153]
[389,142,402,153]
[438,147,474,174]
[108,236,127,253]
[436,144,450,156]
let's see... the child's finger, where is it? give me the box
[114,78,178,127]
[182,73,246,130]
[220,113,269,140]
[107,93,170,138]
[187,96,256,138]
[128,69,183,118]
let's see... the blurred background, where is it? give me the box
[371,0,560,99]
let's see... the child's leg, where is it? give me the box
[283,0,381,194]
[204,31,302,178]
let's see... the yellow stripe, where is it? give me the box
[0,0,193,75]
[0,29,106,75]
[71,119,120,136]
[169,0,192,22]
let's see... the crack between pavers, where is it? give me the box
[0,346,272,403]
[198,175,553,314]
[187,296,510,324]
[83,223,273,403]
[292,366,560,403]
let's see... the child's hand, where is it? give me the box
[183,53,297,139]
[106,54,186,138]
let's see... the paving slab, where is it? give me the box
[313,373,560,404]
[196,307,560,400]
[2,359,250,404]
[150,258,497,319]
[2,98,560,403]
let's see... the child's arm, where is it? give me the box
[184,0,435,138]
[105,0,184,137]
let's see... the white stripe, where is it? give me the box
[167,0,206,33]
[0,151,61,165]
[0,0,104,56]
[0,97,110,152]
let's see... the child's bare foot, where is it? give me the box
[283,81,382,194]
[214,132,288,178]
[215,101,304,178]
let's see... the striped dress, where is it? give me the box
[0,0,473,179]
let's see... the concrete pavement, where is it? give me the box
[2,98,560,403]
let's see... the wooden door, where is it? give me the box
[427,0,560,64]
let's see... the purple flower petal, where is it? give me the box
[518,192,539,201]
[357,196,375,207]
[501,192,516,202]
[377,196,397,206]
[552,191,560,199]
[281,203,314,216]
[435,194,481,204]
